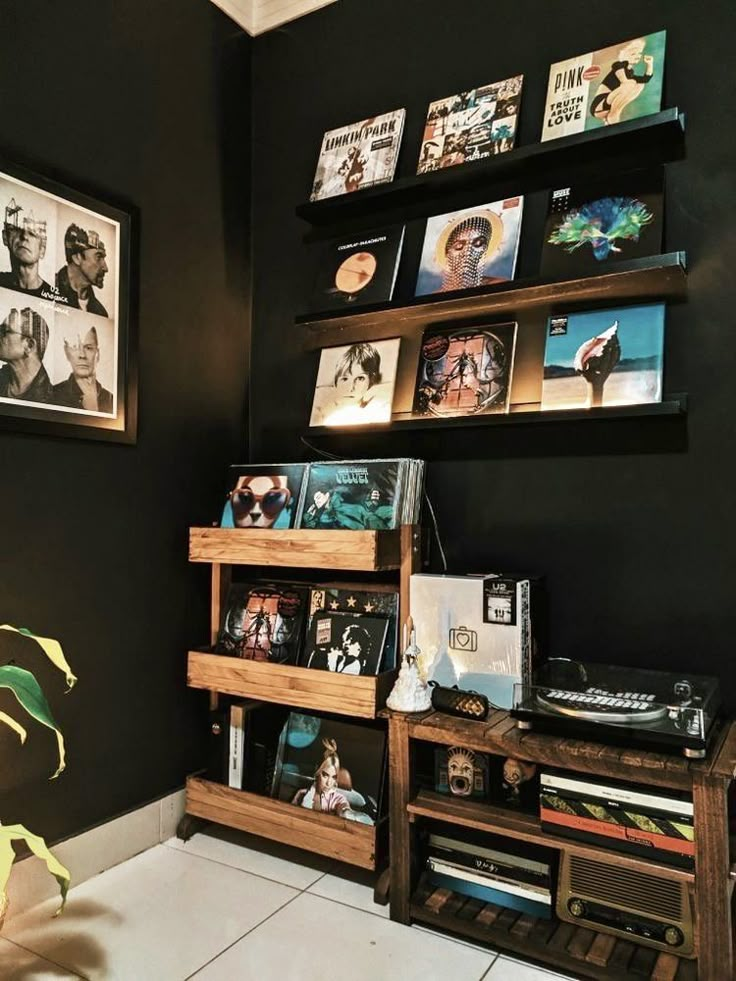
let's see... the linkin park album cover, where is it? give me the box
[417,75,523,174]
[309,109,406,202]
[309,225,405,313]
[413,322,517,417]
[215,582,309,664]
[541,30,666,141]
[416,198,523,297]
[540,170,664,279]
[541,302,665,411]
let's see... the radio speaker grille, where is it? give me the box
[569,856,683,920]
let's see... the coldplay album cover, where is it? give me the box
[301,609,389,675]
[308,586,399,669]
[220,463,308,529]
[413,322,517,417]
[541,30,666,141]
[540,170,664,279]
[272,712,386,826]
[417,75,524,174]
[415,198,523,297]
[309,109,406,202]
[309,338,400,427]
[541,302,665,411]
[297,459,403,531]
[309,225,405,313]
[215,581,310,664]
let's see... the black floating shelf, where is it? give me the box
[305,395,687,437]
[297,252,687,335]
[297,109,685,227]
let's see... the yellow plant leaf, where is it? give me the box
[0,824,70,915]
[0,711,27,743]
[0,625,77,691]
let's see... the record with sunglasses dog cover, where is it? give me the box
[220,463,308,530]
[215,581,310,664]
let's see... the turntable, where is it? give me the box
[511,659,721,758]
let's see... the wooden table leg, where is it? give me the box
[693,773,733,980]
[389,713,412,924]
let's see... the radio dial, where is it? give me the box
[568,898,586,918]
[664,926,684,947]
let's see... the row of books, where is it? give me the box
[309,168,664,315]
[309,31,666,201]
[220,458,424,531]
[215,580,399,674]
[311,302,666,425]
[210,704,387,828]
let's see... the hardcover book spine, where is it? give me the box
[228,704,246,789]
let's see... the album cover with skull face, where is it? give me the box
[413,322,517,417]
[415,198,524,297]
[215,581,310,664]
[220,463,307,529]
[309,225,405,313]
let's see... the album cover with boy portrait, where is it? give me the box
[309,225,405,313]
[219,463,307,529]
[272,712,387,826]
[309,338,400,427]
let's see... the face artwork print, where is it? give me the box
[416,198,523,297]
[219,463,307,529]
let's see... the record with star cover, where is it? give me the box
[540,170,663,279]
[416,198,523,297]
[301,610,389,676]
[215,581,310,664]
[309,225,405,313]
[308,586,399,669]
[541,302,665,411]
[417,75,523,174]
[541,31,666,142]
[309,109,406,202]
[413,322,517,417]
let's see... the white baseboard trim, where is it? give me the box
[5,788,187,920]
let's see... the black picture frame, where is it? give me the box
[0,152,136,444]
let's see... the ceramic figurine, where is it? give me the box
[386,617,432,713]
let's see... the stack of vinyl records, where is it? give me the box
[426,827,554,919]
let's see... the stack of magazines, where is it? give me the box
[219,458,424,532]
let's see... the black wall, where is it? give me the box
[251,2,736,708]
[0,0,251,841]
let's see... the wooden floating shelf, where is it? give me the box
[189,527,401,571]
[186,776,377,869]
[407,790,694,884]
[306,395,687,438]
[297,109,686,227]
[410,878,695,980]
[187,651,397,719]
[297,253,687,336]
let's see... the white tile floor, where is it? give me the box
[1,826,575,980]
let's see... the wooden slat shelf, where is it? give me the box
[407,790,694,884]
[189,527,402,571]
[396,709,706,792]
[186,776,378,869]
[298,252,687,338]
[187,650,397,719]
[410,880,696,981]
[296,109,686,227]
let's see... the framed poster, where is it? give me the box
[0,153,135,443]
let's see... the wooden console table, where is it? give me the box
[386,708,736,980]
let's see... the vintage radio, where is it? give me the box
[557,851,695,957]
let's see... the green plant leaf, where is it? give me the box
[0,824,70,916]
[0,625,77,690]
[0,665,66,778]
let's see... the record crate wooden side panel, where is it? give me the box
[186,776,377,869]
[189,527,401,571]
[187,651,397,718]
